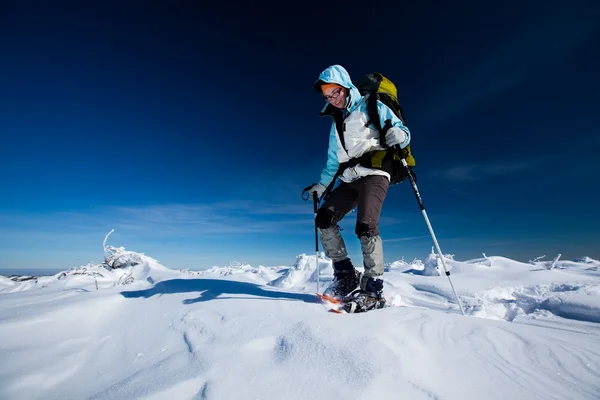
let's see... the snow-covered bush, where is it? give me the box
[529,254,562,270]
[103,229,143,269]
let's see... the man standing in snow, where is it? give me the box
[307,65,411,312]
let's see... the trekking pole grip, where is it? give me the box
[394,145,424,211]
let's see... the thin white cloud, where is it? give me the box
[435,160,542,181]
[0,200,315,244]
[383,235,430,243]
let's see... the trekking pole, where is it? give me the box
[313,192,320,294]
[397,147,465,315]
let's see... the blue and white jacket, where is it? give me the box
[315,65,411,187]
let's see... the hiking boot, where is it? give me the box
[324,259,360,298]
[361,276,384,294]
[327,270,360,298]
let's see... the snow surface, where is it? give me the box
[1,243,599,399]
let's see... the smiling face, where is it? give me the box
[322,85,348,109]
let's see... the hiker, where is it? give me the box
[307,65,411,311]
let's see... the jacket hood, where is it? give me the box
[314,65,362,113]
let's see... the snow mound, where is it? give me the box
[408,254,556,276]
[404,252,453,276]
[385,258,417,273]
[574,256,600,265]
[0,234,178,293]
[0,275,17,291]
[467,282,600,322]
[269,253,333,289]
[185,261,283,284]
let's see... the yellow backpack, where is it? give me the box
[356,72,416,184]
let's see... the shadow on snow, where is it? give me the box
[120,278,318,305]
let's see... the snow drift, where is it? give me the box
[1,234,599,399]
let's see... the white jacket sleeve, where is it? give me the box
[376,100,411,149]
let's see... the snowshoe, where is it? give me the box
[341,289,387,313]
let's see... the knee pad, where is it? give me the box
[316,207,335,230]
[333,258,355,274]
[355,221,377,238]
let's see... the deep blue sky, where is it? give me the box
[1,0,599,270]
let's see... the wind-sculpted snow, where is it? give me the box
[1,244,599,399]
[183,261,283,284]
[465,283,600,322]
[403,252,451,275]
[0,245,178,293]
[268,253,333,289]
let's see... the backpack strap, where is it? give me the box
[336,95,368,153]
[365,93,393,148]
[320,157,367,201]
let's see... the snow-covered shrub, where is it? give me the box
[103,229,143,269]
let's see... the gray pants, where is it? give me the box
[316,175,389,286]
